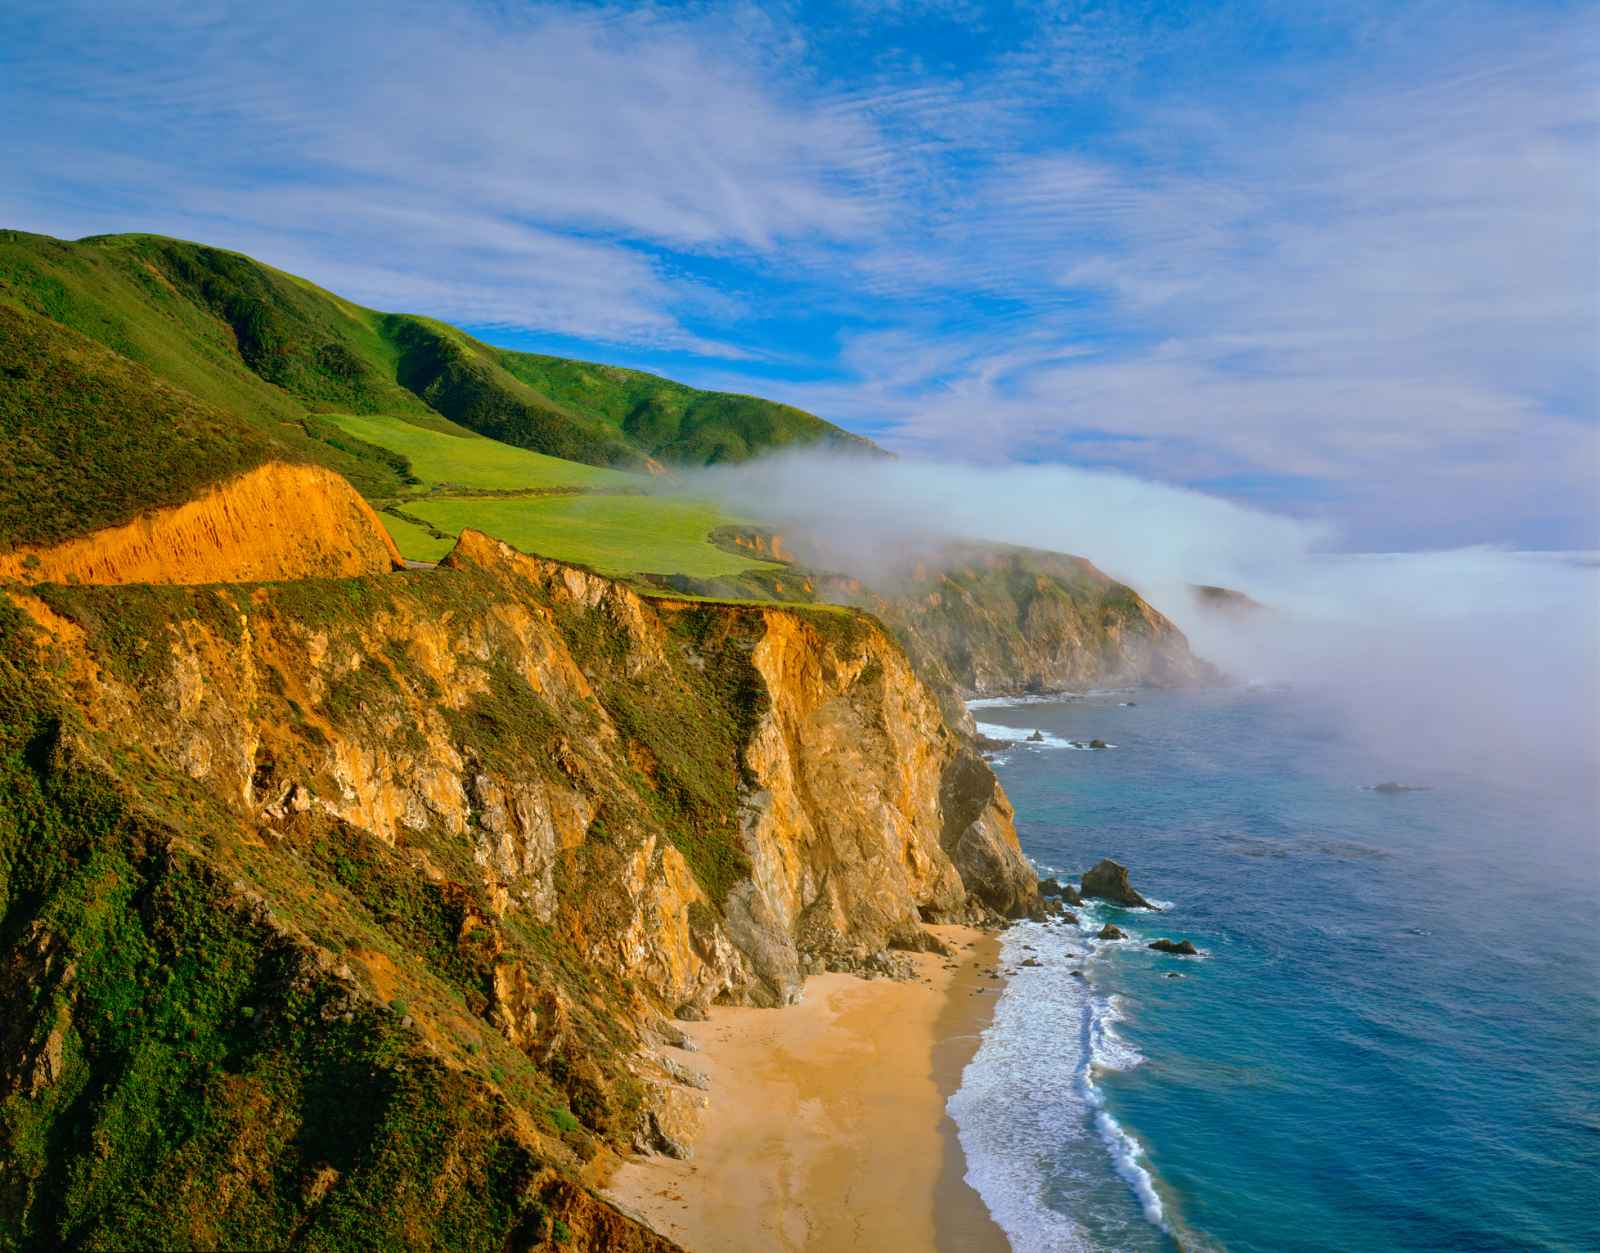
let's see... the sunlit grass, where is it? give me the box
[403,493,778,578]
[320,412,637,492]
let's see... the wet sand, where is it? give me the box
[604,925,1009,1252]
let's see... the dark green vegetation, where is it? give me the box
[0,229,875,495]
[0,305,283,549]
[494,352,880,466]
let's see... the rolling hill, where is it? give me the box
[0,230,879,475]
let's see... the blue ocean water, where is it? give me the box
[949,687,1600,1253]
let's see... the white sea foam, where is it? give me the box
[966,692,1085,709]
[949,921,1171,1250]
[973,722,1116,751]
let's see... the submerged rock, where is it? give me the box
[1148,939,1199,956]
[1373,781,1430,794]
[1081,858,1157,909]
[1089,738,1107,749]
[1097,923,1126,940]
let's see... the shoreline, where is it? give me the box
[603,925,1009,1252]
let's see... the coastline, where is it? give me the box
[603,925,1010,1252]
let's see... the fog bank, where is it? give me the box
[691,452,1600,804]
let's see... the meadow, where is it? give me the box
[319,413,635,492]
[400,493,776,579]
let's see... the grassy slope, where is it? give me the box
[405,495,779,579]
[319,412,633,492]
[0,229,876,477]
[495,353,881,466]
[0,304,285,550]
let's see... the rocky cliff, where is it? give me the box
[0,524,1034,1249]
[857,545,1218,701]
[674,534,1219,732]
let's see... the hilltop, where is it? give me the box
[0,230,879,478]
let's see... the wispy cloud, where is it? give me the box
[2,0,1594,545]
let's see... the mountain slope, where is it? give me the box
[0,230,877,473]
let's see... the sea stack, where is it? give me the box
[1081,858,1158,909]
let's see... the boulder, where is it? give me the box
[1038,877,1063,897]
[1097,923,1125,940]
[1059,910,1079,925]
[1148,939,1199,956]
[1020,957,1042,968]
[1081,859,1157,909]
[1060,882,1084,906]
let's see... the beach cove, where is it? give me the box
[604,926,1010,1252]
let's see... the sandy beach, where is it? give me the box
[604,925,1010,1252]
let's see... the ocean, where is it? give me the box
[949,686,1600,1252]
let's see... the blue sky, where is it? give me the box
[3,0,1595,549]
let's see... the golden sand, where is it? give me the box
[604,925,1010,1252]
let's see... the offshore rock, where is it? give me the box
[1097,923,1126,940]
[1082,858,1157,910]
[1149,939,1199,956]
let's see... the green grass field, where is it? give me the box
[319,413,638,492]
[378,511,458,563]
[400,493,778,578]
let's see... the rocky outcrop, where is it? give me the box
[1190,583,1265,615]
[1082,858,1157,909]
[1097,923,1126,940]
[1149,939,1199,956]
[0,461,404,586]
[857,545,1220,707]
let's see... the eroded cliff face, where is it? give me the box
[0,527,1034,1247]
[681,529,1220,727]
[0,460,404,586]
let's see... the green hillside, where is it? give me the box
[0,230,878,474]
[401,494,779,579]
[0,304,288,550]
[317,413,633,493]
